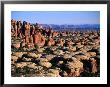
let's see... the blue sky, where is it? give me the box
[11,11,100,25]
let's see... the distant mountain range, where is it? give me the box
[39,24,100,31]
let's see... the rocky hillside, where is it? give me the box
[11,19,100,77]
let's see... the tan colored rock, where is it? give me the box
[76,45,84,49]
[80,48,87,53]
[66,60,83,70]
[67,41,74,47]
[70,52,75,56]
[63,54,72,59]
[75,55,89,60]
[63,71,68,77]
[66,59,83,77]
[90,58,97,73]
[69,46,76,52]
[12,52,24,58]
[53,50,62,55]
[48,37,55,46]
[37,48,44,53]
[58,50,65,55]
[46,69,60,77]
[74,68,80,77]
[12,42,20,49]
[46,55,54,61]
[38,58,48,62]
[11,56,19,62]
[51,46,57,51]
[21,40,26,47]
[46,73,58,77]
[22,57,32,62]
[39,61,52,68]
[88,52,96,57]
[27,63,37,69]
[27,53,39,58]
[48,69,59,74]
[16,62,27,68]
[36,73,44,77]
[58,61,63,64]
[85,52,96,58]
[38,58,51,68]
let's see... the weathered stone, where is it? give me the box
[85,52,96,58]
[66,59,83,77]
[12,52,24,58]
[70,52,75,56]
[46,69,60,77]
[76,45,84,49]
[12,42,20,49]
[57,61,64,67]
[58,61,63,64]
[38,58,48,62]
[74,68,81,76]
[53,50,61,55]
[39,61,52,68]
[51,46,57,51]
[48,37,55,46]
[75,55,89,60]
[63,71,68,77]
[11,56,19,62]
[46,54,54,61]
[69,46,76,52]
[27,63,37,69]
[34,32,45,47]
[27,53,39,58]
[37,48,44,53]
[25,35,29,43]
[90,58,97,73]
[66,59,83,70]
[22,57,32,62]
[15,62,27,68]
[63,54,72,59]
